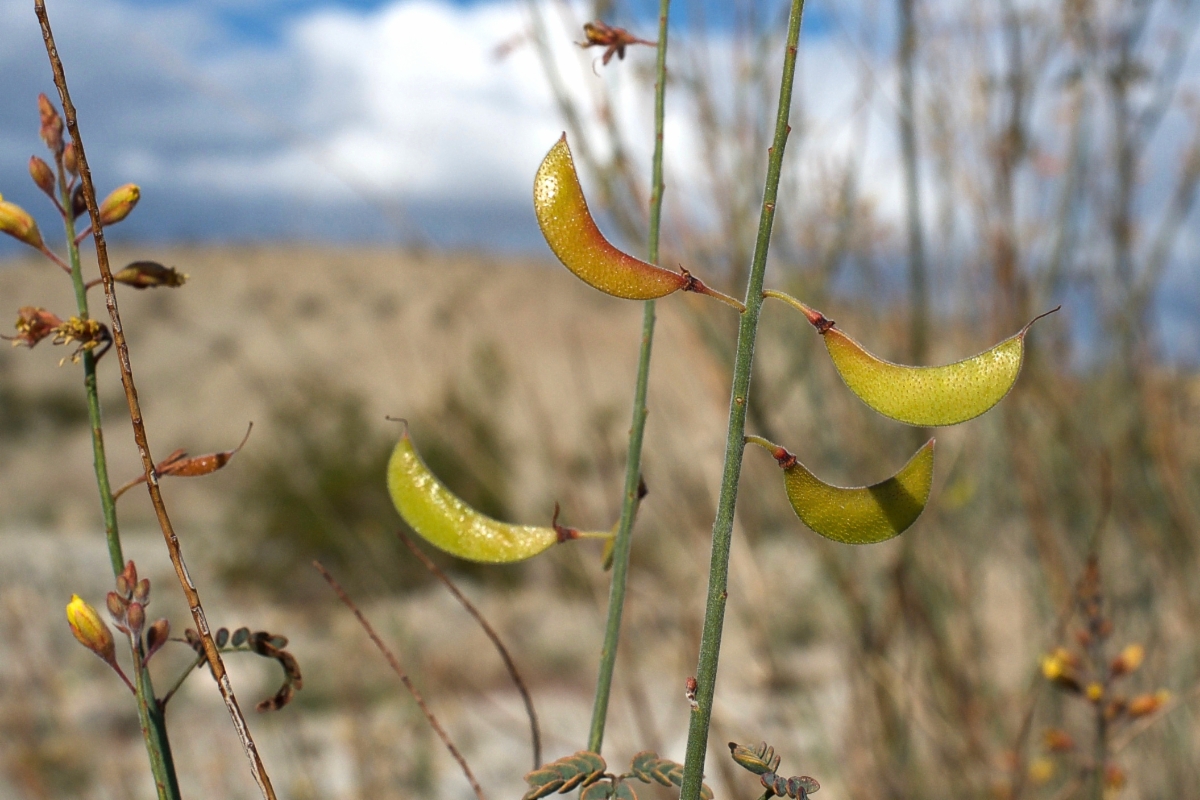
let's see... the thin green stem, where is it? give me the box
[679,2,807,799]
[586,0,674,756]
[55,156,123,576]
[54,125,180,800]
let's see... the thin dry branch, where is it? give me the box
[33,4,277,799]
[314,561,487,800]
[396,529,543,770]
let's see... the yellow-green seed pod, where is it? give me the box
[763,291,1057,427]
[823,328,1027,427]
[534,135,744,310]
[388,424,605,563]
[748,436,934,544]
[535,135,684,299]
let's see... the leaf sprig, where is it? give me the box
[523,751,714,800]
[729,742,819,799]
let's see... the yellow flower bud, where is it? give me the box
[66,594,117,666]
[0,199,44,249]
[1110,644,1144,678]
[1086,682,1104,702]
[98,184,140,227]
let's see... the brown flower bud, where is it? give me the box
[106,591,127,619]
[63,142,79,176]
[1110,644,1144,678]
[66,594,117,666]
[134,578,150,602]
[1104,764,1125,790]
[70,185,87,219]
[0,199,44,249]
[29,156,56,198]
[4,306,62,348]
[1127,690,1169,717]
[113,261,188,289]
[98,184,140,227]
[146,618,170,660]
[1042,728,1075,753]
[38,94,64,155]
[126,601,145,635]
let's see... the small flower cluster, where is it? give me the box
[1027,557,1170,795]
[65,560,169,694]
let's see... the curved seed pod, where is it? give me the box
[747,436,934,544]
[763,291,1058,426]
[388,423,606,563]
[534,135,744,310]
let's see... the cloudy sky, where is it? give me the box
[1,0,1197,359]
[0,0,843,252]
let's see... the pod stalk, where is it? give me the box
[679,2,808,798]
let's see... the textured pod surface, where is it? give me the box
[783,440,935,544]
[825,327,1025,427]
[388,429,557,563]
[534,135,685,300]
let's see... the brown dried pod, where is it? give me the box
[112,424,252,500]
[113,261,188,290]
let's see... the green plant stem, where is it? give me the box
[55,159,123,576]
[679,2,806,799]
[586,0,673,756]
[54,158,180,800]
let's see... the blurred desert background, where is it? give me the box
[3,0,1200,799]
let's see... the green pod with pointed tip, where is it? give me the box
[823,327,1026,427]
[388,426,589,563]
[749,436,934,544]
[764,291,1057,427]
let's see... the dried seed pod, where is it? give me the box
[113,261,188,289]
[388,422,609,562]
[748,436,934,544]
[534,135,743,310]
[765,291,1057,426]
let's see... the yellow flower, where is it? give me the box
[66,594,116,666]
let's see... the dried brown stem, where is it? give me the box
[34,5,277,799]
[314,561,486,800]
[395,529,542,770]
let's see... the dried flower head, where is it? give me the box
[52,316,111,363]
[4,306,63,348]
